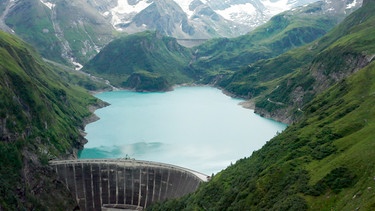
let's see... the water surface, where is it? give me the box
[80,86,286,174]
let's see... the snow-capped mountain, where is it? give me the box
[85,0,362,40]
[0,0,363,65]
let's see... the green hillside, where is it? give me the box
[190,1,342,78]
[148,1,375,210]
[0,0,373,209]
[4,0,114,64]
[0,31,101,210]
[83,31,194,91]
[151,61,375,210]
[255,0,375,123]
[83,1,355,92]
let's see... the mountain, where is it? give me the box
[0,0,373,209]
[219,0,371,124]
[87,0,326,39]
[1,0,115,65]
[0,31,104,209]
[82,0,361,92]
[190,0,357,79]
[83,31,194,91]
[0,0,361,66]
[148,1,375,210]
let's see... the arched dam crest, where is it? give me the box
[50,159,208,210]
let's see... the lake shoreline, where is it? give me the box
[80,87,287,174]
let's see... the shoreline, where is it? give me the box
[89,83,258,114]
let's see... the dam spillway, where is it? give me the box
[50,159,208,210]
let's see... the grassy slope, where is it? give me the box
[148,48,375,211]
[5,0,65,63]
[252,2,375,123]
[190,1,340,78]
[148,2,375,211]
[218,2,375,123]
[0,31,100,210]
[83,31,193,90]
[5,0,114,64]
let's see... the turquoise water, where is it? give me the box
[79,86,287,174]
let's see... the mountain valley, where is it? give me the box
[0,0,375,210]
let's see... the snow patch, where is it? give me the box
[215,3,257,22]
[262,0,292,16]
[113,0,151,14]
[346,0,357,9]
[110,0,152,28]
[39,0,55,10]
[174,0,194,18]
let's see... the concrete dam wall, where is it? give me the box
[50,159,207,210]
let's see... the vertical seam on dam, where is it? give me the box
[90,164,94,209]
[131,166,134,204]
[64,164,68,190]
[122,164,126,205]
[73,164,78,204]
[138,168,142,207]
[99,163,103,207]
[165,169,170,200]
[115,164,118,205]
[81,163,87,210]
[157,168,163,202]
[152,168,156,203]
[144,168,148,208]
[107,163,110,204]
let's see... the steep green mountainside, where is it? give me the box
[190,1,347,78]
[220,0,375,123]
[83,31,194,91]
[0,31,102,210]
[148,2,375,210]
[150,60,375,210]
[4,0,115,64]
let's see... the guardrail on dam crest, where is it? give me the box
[50,159,208,210]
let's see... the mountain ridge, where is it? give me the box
[83,0,361,96]
[0,0,362,66]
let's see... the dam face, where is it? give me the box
[50,159,207,210]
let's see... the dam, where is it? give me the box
[50,159,208,210]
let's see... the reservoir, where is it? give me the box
[79,86,287,174]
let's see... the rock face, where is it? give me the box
[93,0,325,38]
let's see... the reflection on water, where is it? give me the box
[80,87,287,174]
[79,142,165,159]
